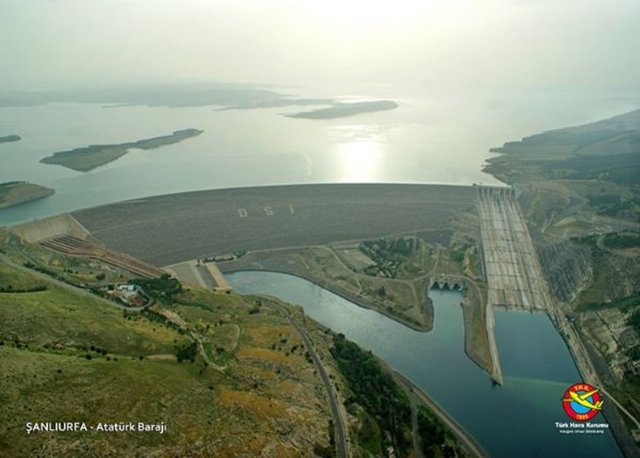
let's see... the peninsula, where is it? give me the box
[0,134,21,143]
[485,109,640,185]
[40,128,203,172]
[286,100,399,119]
[0,181,54,209]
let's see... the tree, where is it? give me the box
[175,341,197,362]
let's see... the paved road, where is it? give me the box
[393,371,487,457]
[601,388,640,430]
[267,300,348,458]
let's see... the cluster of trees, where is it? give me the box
[588,194,624,207]
[449,244,468,263]
[571,231,640,250]
[23,261,65,281]
[0,284,47,293]
[360,237,416,278]
[330,333,412,456]
[602,232,640,249]
[175,341,197,363]
[570,234,599,248]
[587,193,639,217]
[416,406,457,457]
[579,290,640,313]
[132,274,182,303]
[628,308,640,333]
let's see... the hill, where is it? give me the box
[0,240,334,456]
[485,109,640,185]
[0,181,55,209]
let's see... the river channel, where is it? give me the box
[227,270,621,457]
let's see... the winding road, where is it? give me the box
[266,299,348,458]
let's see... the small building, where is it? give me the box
[110,283,149,307]
[116,284,138,293]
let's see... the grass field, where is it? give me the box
[2,200,481,456]
[0,286,183,356]
[0,261,47,291]
[0,258,333,456]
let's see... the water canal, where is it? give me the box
[227,270,621,457]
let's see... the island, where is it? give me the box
[0,134,21,143]
[40,128,203,172]
[0,181,54,209]
[285,100,399,119]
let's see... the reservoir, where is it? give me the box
[1,88,636,226]
[227,270,621,457]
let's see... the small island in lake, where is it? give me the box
[40,128,203,172]
[0,135,21,144]
[0,182,55,209]
[286,100,399,119]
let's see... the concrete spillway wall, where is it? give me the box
[9,213,89,243]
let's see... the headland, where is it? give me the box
[286,100,399,119]
[0,182,54,209]
[0,134,21,143]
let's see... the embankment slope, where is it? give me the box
[71,183,477,266]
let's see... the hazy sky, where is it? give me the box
[1,0,639,93]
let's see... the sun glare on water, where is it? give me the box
[337,140,383,183]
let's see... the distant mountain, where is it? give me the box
[490,109,640,157]
[485,109,640,185]
[0,85,331,109]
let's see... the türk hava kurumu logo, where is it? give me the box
[562,383,604,421]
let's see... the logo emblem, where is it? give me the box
[562,383,604,421]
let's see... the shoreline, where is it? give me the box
[548,307,640,457]
[391,369,488,457]
[40,128,203,172]
[252,287,486,457]
[226,268,491,456]
[0,182,55,209]
[222,266,433,333]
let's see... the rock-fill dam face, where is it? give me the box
[70,184,477,266]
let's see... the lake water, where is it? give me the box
[227,270,621,458]
[0,86,632,455]
[1,87,638,225]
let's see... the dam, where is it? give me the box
[67,183,477,266]
[477,186,550,312]
[3,182,625,456]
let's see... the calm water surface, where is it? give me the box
[1,88,637,225]
[227,270,621,458]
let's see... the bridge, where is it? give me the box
[430,274,465,291]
